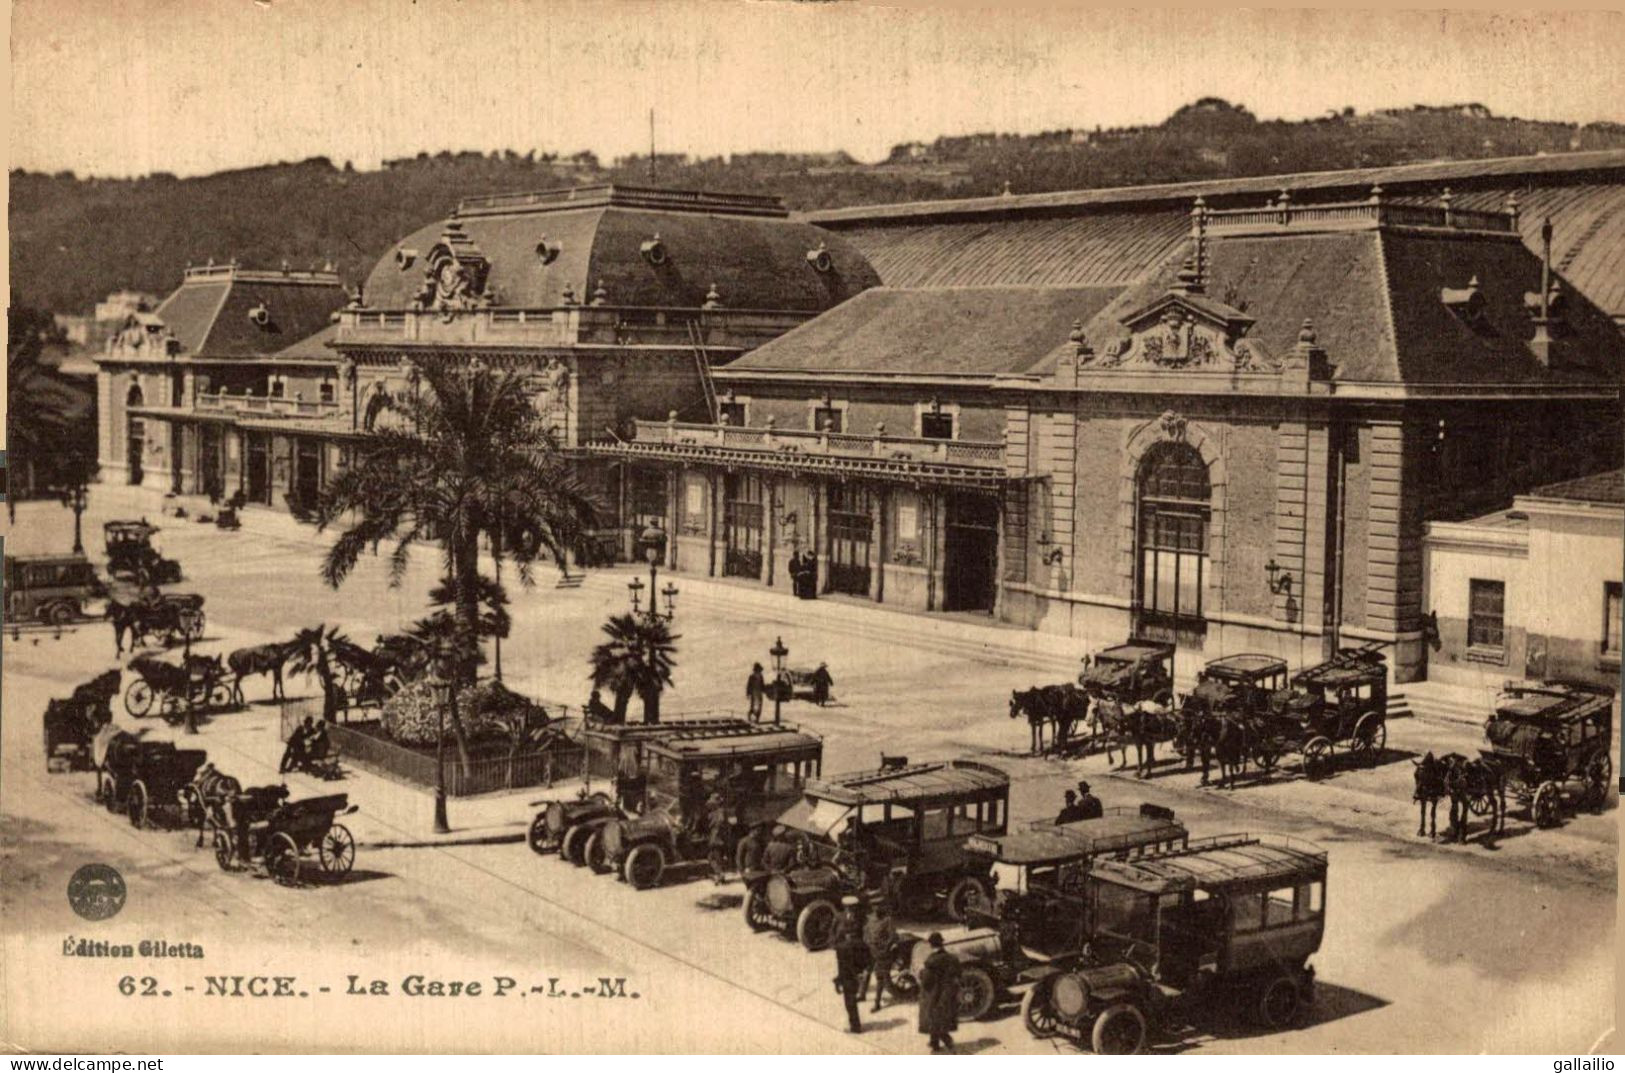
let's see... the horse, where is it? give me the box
[1443,753,1507,843]
[184,765,243,848]
[1180,703,1250,789]
[1412,751,1450,838]
[1010,685,1089,755]
[226,636,304,703]
[1122,700,1180,779]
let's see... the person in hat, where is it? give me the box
[832,896,871,1033]
[862,899,901,1012]
[917,931,961,1052]
[1056,789,1085,824]
[1076,779,1104,821]
[745,662,767,722]
[810,662,834,707]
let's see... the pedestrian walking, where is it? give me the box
[832,896,871,1033]
[746,662,767,722]
[810,662,834,706]
[863,901,900,1012]
[918,932,961,1052]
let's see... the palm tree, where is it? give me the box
[287,625,343,721]
[589,613,679,724]
[313,361,598,744]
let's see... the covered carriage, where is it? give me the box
[103,520,183,585]
[1255,643,1389,778]
[43,670,121,772]
[1480,680,1614,827]
[93,727,209,829]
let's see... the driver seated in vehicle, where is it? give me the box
[224,784,291,863]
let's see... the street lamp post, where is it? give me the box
[769,636,789,725]
[628,526,677,623]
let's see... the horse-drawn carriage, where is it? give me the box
[1480,679,1614,829]
[103,520,183,585]
[109,592,206,653]
[43,670,122,772]
[1254,644,1390,779]
[1178,655,1291,788]
[124,653,234,722]
[93,727,209,829]
[326,635,407,712]
[212,790,358,886]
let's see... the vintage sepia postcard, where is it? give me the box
[4,1,1620,1056]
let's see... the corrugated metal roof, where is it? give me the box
[1091,835,1327,892]
[968,811,1186,864]
[648,727,822,761]
[807,759,1009,805]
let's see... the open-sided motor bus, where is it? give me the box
[600,724,824,889]
[902,804,1190,1021]
[743,759,1010,949]
[1023,834,1328,1054]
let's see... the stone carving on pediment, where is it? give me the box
[412,224,494,322]
[1096,303,1280,373]
[1158,410,1188,441]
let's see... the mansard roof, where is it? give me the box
[143,265,347,360]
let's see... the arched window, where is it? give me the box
[126,383,144,409]
[1137,442,1210,624]
[362,388,392,432]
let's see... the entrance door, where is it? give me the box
[127,419,145,486]
[171,423,186,494]
[245,435,271,505]
[944,492,999,613]
[723,473,765,578]
[827,483,874,596]
[199,425,224,501]
[294,439,322,508]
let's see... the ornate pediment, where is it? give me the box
[1083,259,1278,374]
[104,313,176,359]
[412,215,495,320]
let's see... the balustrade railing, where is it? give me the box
[628,419,1005,467]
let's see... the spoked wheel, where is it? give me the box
[1302,736,1334,780]
[1532,781,1563,828]
[1350,714,1387,764]
[887,963,920,1002]
[1021,977,1061,1039]
[317,824,356,877]
[266,832,302,886]
[527,814,553,855]
[100,771,120,812]
[159,694,183,725]
[209,683,234,709]
[212,826,236,871]
[957,966,996,1022]
[1256,974,1304,1028]
[1253,741,1282,773]
[1091,1002,1148,1055]
[742,886,777,932]
[124,680,154,718]
[1585,753,1613,811]
[945,875,991,922]
[796,900,839,951]
[622,843,665,890]
[127,780,150,829]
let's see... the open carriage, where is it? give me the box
[213,791,358,886]
[93,727,209,828]
[112,592,207,650]
[1256,644,1390,778]
[103,520,183,585]
[43,670,122,772]
[124,653,234,722]
[1480,679,1614,827]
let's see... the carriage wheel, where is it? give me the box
[1532,781,1563,828]
[1302,737,1334,780]
[1021,977,1062,1039]
[124,680,155,718]
[212,826,236,871]
[1585,753,1613,811]
[127,780,150,828]
[1467,793,1495,817]
[266,832,302,886]
[209,683,234,710]
[1253,740,1282,773]
[159,694,183,725]
[1350,714,1387,763]
[317,824,356,877]
[957,966,997,1022]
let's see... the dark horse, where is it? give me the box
[1180,703,1251,789]
[1009,685,1088,755]
[1443,753,1507,843]
[1412,751,1450,839]
[226,636,305,703]
[1092,698,1175,778]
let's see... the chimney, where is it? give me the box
[1525,216,1563,368]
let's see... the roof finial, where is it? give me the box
[1298,319,1317,346]
[703,283,723,310]
[1505,191,1521,227]
[1001,179,1013,197]
[590,279,609,306]
[1369,183,1385,205]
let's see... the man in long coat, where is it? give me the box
[832,897,870,1033]
[917,932,961,1052]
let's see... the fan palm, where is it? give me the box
[287,625,344,721]
[589,613,679,724]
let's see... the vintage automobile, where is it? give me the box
[904,804,1191,1022]
[528,717,759,869]
[1259,643,1390,777]
[1481,679,1614,827]
[104,520,183,585]
[1078,639,1176,708]
[4,552,107,627]
[43,670,122,772]
[1022,833,1329,1053]
[744,758,1011,949]
[600,724,825,890]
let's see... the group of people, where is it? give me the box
[277,715,332,776]
[744,661,835,720]
[830,897,963,1052]
[1055,779,1104,823]
[789,549,818,599]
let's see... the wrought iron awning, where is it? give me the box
[585,439,1023,488]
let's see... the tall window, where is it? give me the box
[920,412,955,440]
[718,401,746,427]
[1604,582,1622,658]
[1137,443,1210,624]
[1468,579,1506,649]
[319,381,336,404]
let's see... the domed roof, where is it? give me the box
[362,184,879,314]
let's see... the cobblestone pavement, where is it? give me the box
[2,493,1615,1053]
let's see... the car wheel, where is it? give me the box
[47,601,78,626]
[795,900,839,951]
[127,780,150,828]
[958,966,996,1021]
[527,814,553,855]
[1021,977,1061,1039]
[1091,1003,1147,1055]
[1257,974,1304,1028]
[742,886,776,933]
[945,875,991,922]
[560,825,589,865]
[623,844,665,890]
[584,830,612,875]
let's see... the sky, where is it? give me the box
[9,1,1625,179]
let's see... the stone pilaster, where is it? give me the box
[1046,409,1079,591]
[1365,421,1424,636]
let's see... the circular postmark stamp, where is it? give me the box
[67,863,126,921]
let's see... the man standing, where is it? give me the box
[1076,780,1104,820]
[736,821,770,876]
[918,932,961,1052]
[810,662,834,707]
[863,900,900,1013]
[832,896,870,1033]
[745,662,767,722]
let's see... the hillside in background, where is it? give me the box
[13,99,1625,315]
